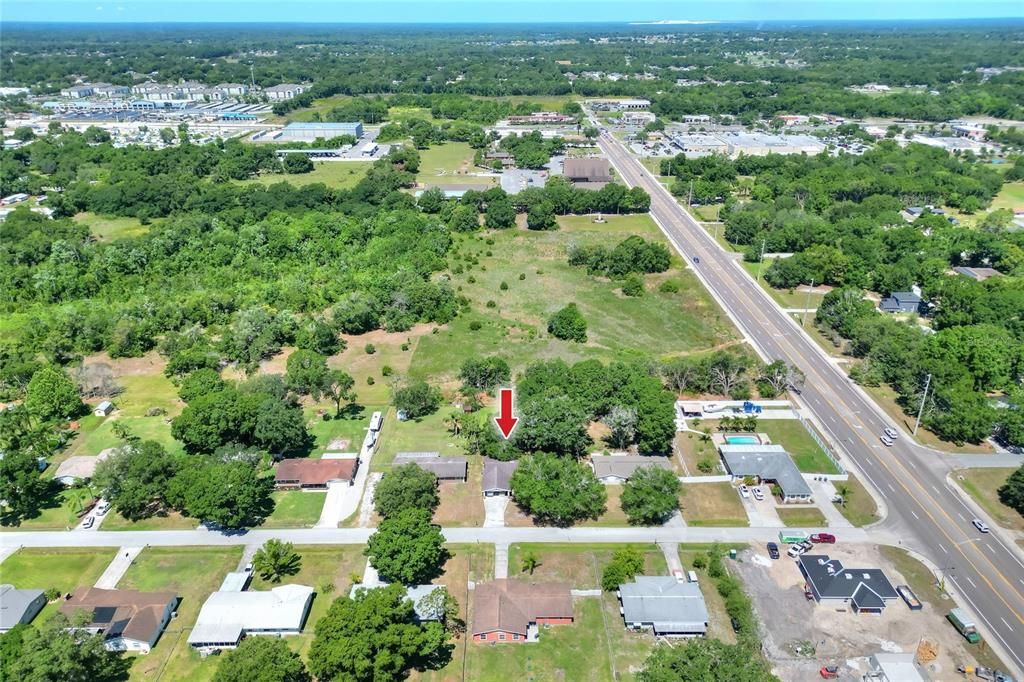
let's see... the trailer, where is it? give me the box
[896,585,922,610]
[779,531,810,544]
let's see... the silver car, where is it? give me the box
[880,435,894,447]
[883,427,898,440]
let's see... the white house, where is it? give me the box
[188,584,313,652]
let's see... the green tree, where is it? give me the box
[177,368,225,402]
[0,448,51,524]
[92,441,179,521]
[168,458,273,528]
[448,204,480,232]
[364,508,448,584]
[285,350,330,397]
[601,548,645,591]
[998,465,1024,516]
[253,398,310,455]
[637,639,778,682]
[417,187,446,214]
[252,539,302,583]
[520,551,540,575]
[374,463,440,519]
[621,467,681,526]
[510,453,606,526]
[393,380,442,419]
[622,274,645,297]
[309,584,450,682]
[458,356,511,390]
[25,366,81,421]
[9,613,130,682]
[415,586,464,636]
[526,201,556,230]
[213,636,310,682]
[484,197,517,229]
[323,369,356,417]
[0,623,28,680]
[547,303,587,342]
[282,153,314,174]
[514,395,592,457]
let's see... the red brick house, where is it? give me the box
[471,579,573,643]
[274,458,357,489]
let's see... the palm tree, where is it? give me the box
[252,539,302,583]
[834,483,851,508]
[520,551,540,575]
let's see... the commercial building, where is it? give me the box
[188,584,314,652]
[589,99,651,111]
[60,85,95,98]
[621,111,657,126]
[507,112,575,125]
[617,576,709,636]
[274,458,358,489]
[562,157,612,184]
[866,653,927,682]
[393,453,468,482]
[0,585,47,632]
[719,132,826,157]
[670,134,729,157]
[59,587,178,654]
[798,554,898,614]
[272,121,364,142]
[482,458,519,496]
[471,580,573,643]
[591,456,674,484]
[718,444,812,502]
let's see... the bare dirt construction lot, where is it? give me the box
[734,544,997,681]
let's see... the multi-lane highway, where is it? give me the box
[597,130,1024,677]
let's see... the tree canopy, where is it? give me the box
[364,508,448,584]
[213,636,310,682]
[373,463,440,519]
[510,453,607,526]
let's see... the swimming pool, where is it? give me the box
[726,436,759,445]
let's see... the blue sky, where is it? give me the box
[3,0,1022,23]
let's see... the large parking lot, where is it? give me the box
[733,543,1002,680]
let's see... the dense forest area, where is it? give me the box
[3,23,1024,121]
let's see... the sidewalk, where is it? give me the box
[494,542,509,579]
[94,546,143,589]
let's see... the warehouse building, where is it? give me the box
[272,121,364,142]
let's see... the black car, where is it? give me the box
[766,542,780,560]
[730,617,742,633]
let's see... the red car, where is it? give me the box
[810,533,836,544]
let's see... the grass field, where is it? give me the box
[675,429,722,476]
[758,420,839,474]
[739,260,828,310]
[410,214,737,382]
[506,543,666,590]
[1,486,96,530]
[955,468,1024,531]
[242,161,372,189]
[416,142,496,187]
[281,95,353,123]
[678,544,748,644]
[372,409,461,471]
[260,491,326,528]
[777,506,827,527]
[1,547,116,592]
[580,485,630,527]
[432,458,485,527]
[832,473,881,527]
[119,546,242,682]
[680,483,749,526]
[102,510,197,531]
[990,181,1024,211]
[73,212,154,241]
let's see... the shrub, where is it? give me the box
[365,344,376,355]
[499,281,509,291]
[691,555,707,570]
[622,274,645,297]
[486,300,497,308]
[381,365,394,377]
[519,273,526,280]
[547,303,587,342]
[659,280,680,294]
[469,321,483,331]
[367,377,375,385]
[467,276,476,284]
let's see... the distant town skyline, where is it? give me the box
[3,0,1023,23]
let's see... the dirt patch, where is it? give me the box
[340,323,434,348]
[733,543,1001,681]
[82,351,167,377]
[587,421,612,447]
[326,438,352,451]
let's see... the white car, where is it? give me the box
[787,544,807,558]
[880,435,894,447]
[739,485,751,499]
[752,487,765,501]
[883,427,898,440]
[96,501,111,516]
[972,519,990,533]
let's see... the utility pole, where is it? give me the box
[913,373,932,436]
[756,238,767,282]
[802,278,815,327]
[687,179,693,207]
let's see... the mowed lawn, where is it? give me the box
[260,491,326,528]
[758,420,839,474]
[777,506,827,527]
[416,142,496,187]
[506,543,666,590]
[832,472,880,527]
[411,214,737,382]
[0,547,117,625]
[990,181,1024,211]
[680,482,748,527]
[242,161,372,189]
[372,409,462,471]
[119,546,242,682]
[73,212,154,241]
[956,468,1024,531]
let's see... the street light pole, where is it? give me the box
[756,238,767,282]
[913,373,932,436]
[802,278,815,327]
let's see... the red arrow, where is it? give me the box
[494,388,518,439]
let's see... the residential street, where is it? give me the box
[596,128,1024,678]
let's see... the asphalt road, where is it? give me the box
[597,130,1024,677]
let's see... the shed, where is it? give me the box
[94,401,114,417]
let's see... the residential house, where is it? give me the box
[274,458,357,489]
[953,266,1001,282]
[718,444,813,503]
[54,448,115,486]
[618,576,709,636]
[59,587,178,653]
[471,580,573,642]
[879,291,923,314]
[393,453,468,482]
[562,157,612,185]
[482,458,519,496]
[0,585,47,632]
[798,554,898,614]
[188,584,314,651]
[591,456,674,484]
[60,85,94,98]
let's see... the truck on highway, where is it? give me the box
[947,608,981,643]
[779,531,810,544]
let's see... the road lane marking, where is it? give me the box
[887,483,896,493]
[931,485,941,495]
[909,510,919,520]
[965,575,978,588]
[957,512,967,522]
[938,543,948,553]
[1002,617,1015,632]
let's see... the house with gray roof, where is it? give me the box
[718,444,812,502]
[482,458,519,496]
[591,456,673,484]
[0,585,46,632]
[618,576,709,636]
[393,453,468,481]
[798,554,898,614]
[879,291,923,314]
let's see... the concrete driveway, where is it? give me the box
[483,496,509,528]
[741,489,784,527]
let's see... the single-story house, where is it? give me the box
[591,456,673,484]
[953,266,1001,282]
[393,453,468,482]
[54,448,115,486]
[562,157,612,184]
[274,458,357,489]
[188,584,314,652]
[482,458,519,496]
[867,652,927,682]
[94,400,114,417]
[902,206,924,222]
[471,579,573,643]
[798,555,898,614]
[718,444,813,502]
[0,585,47,632]
[60,587,178,654]
[618,576,709,636]
[879,291,923,314]
[348,584,445,622]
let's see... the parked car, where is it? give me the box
[752,487,765,501]
[739,485,751,499]
[820,666,839,679]
[81,516,95,529]
[799,540,814,552]
[880,435,894,447]
[883,427,898,440]
[672,568,684,581]
[96,501,110,516]
[766,542,780,560]
[810,533,836,544]
[787,543,809,558]
[972,518,990,533]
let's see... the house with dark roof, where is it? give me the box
[618,576,709,636]
[471,580,573,643]
[482,458,519,496]
[393,453,468,481]
[59,587,178,653]
[953,266,1002,282]
[718,444,813,502]
[879,291,923,314]
[591,456,673,484]
[274,458,358,489]
[798,554,898,614]
[0,585,47,632]
[562,157,612,184]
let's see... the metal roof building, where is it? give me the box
[618,576,709,636]
[591,456,673,483]
[274,121,363,142]
[188,584,313,651]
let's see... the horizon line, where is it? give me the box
[3,16,1024,25]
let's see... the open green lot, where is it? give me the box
[1,547,116,592]
[1,485,95,530]
[990,181,1024,211]
[680,482,749,527]
[416,142,496,187]
[432,458,485,527]
[241,161,372,189]
[739,260,828,311]
[259,491,326,528]
[73,212,155,241]
[955,468,1024,531]
[102,509,197,531]
[759,420,839,474]
[675,429,722,476]
[373,408,461,471]
[832,472,881,527]
[506,543,666,590]
[411,214,737,382]
[777,506,827,527]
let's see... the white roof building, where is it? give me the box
[188,584,313,651]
